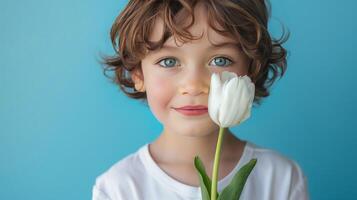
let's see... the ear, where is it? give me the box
[131,67,146,92]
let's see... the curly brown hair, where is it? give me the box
[101,0,289,106]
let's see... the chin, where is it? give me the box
[174,123,219,137]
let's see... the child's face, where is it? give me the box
[132,3,250,137]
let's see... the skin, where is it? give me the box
[131,2,250,187]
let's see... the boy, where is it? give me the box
[93,0,309,199]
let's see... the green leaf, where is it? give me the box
[194,156,215,200]
[217,158,257,200]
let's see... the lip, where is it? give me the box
[176,105,208,110]
[173,105,208,116]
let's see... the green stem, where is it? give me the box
[211,127,226,200]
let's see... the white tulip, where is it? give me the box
[208,71,255,128]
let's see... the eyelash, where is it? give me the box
[155,56,234,68]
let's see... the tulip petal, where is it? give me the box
[217,81,230,127]
[218,76,239,127]
[221,71,236,83]
[208,73,223,126]
[227,76,246,126]
[232,76,255,125]
[239,79,255,123]
[224,77,243,127]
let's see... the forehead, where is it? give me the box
[148,2,238,47]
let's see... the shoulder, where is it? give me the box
[245,141,309,199]
[92,145,147,199]
[247,142,302,172]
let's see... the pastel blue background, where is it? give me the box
[1,0,356,199]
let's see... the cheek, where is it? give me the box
[211,67,248,77]
[145,76,175,123]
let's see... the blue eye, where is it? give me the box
[157,57,178,68]
[210,57,233,67]
[157,56,233,68]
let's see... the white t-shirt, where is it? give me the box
[92,140,309,200]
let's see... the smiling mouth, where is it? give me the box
[174,105,208,110]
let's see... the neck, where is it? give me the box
[150,127,242,166]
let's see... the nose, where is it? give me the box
[179,67,210,96]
